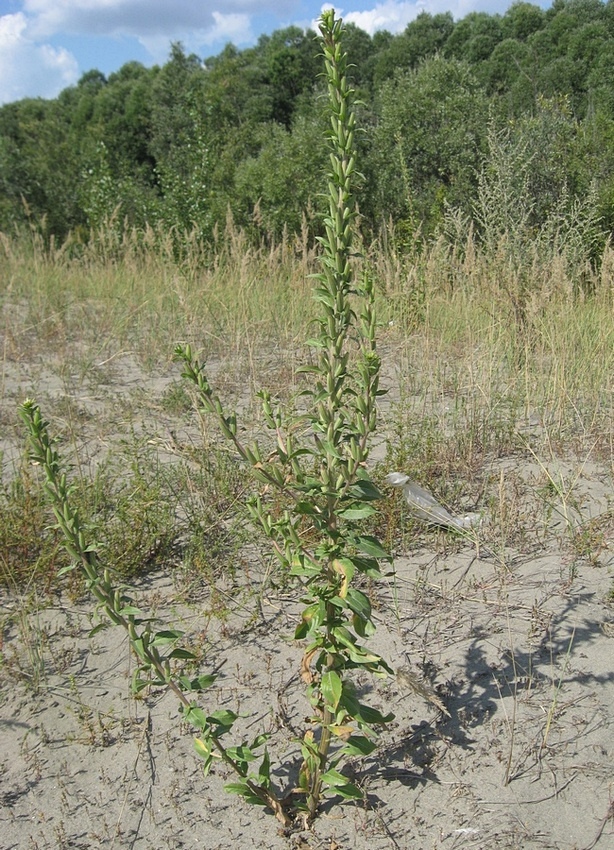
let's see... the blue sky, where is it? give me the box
[0,0,550,105]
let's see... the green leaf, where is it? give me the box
[331,634,383,667]
[118,605,142,616]
[194,738,214,776]
[295,600,326,639]
[224,782,268,806]
[318,439,344,459]
[313,288,335,308]
[289,558,321,579]
[347,479,383,500]
[329,595,348,610]
[340,735,377,756]
[249,733,270,750]
[131,638,147,660]
[184,705,209,729]
[258,749,271,787]
[356,703,395,726]
[347,556,382,578]
[168,648,197,659]
[320,768,347,787]
[200,754,214,777]
[194,736,212,759]
[346,645,383,666]
[226,745,257,764]
[320,766,366,799]
[353,613,376,639]
[337,504,376,520]
[294,500,319,516]
[354,535,390,559]
[345,588,371,621]
[152,629,185,645]
[224,781,249,796]
[294,620,309,640]
[178,674,217,692]
[208,709,238,728]
[332,625,357,651]
[330,781,364,800]
[321,670,343,711]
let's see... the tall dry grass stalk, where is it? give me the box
[1,210,612,455]
[0,216,319,363]
[371,227,612,450]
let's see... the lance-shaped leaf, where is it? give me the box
[321,670,343,711]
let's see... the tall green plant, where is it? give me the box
[18,10,392,828]
[177,8,393,820]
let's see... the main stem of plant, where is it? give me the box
[305,10,361,818]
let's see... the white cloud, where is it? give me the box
[317,0,519,37]
[343,2,420,34]
[201,11,253,46]
[137,10,254,62]
[314,2,426,36]
[0,13,79,104]
[22,0,277,39]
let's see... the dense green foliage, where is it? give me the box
[2,1,614,243]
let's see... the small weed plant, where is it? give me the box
[20,11,393,826]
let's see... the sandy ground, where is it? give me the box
[1,342,613,850]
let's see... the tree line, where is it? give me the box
[1,0,613,248]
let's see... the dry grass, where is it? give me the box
[0,219,319,368]
[1,220,612,599]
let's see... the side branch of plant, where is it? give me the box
[18,398,291,825]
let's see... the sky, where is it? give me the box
[0,0,551,105]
